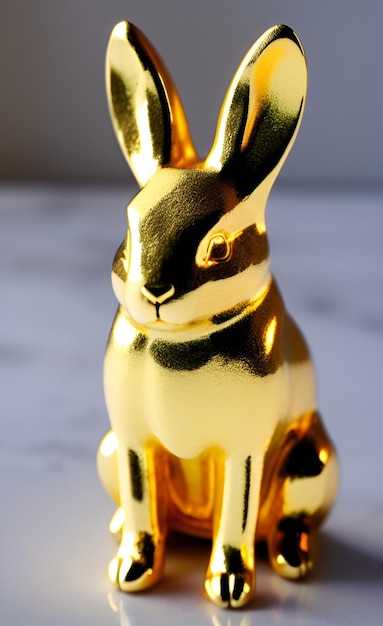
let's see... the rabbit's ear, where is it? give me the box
[106,22,197,186]
[206,25,307,198]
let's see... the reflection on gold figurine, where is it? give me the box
[98,22,338,608]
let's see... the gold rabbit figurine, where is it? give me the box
[98,22,338,608]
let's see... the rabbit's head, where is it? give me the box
[107,22,307,332]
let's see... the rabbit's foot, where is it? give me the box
[108,532,163,592]
[204,546,255,608]
[269,517,314,579]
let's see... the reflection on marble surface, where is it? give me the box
[104,528,383,626]
[1,185,382,625]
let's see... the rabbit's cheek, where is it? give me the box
[111,272,129,310]
[124,284,158,325]
[160,262,271,327]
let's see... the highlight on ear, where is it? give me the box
[106,21,197,186]
[206,25,307,197]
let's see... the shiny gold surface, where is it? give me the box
[99,21,338,608]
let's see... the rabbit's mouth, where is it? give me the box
[141,284,176,314]
[140,284,177,325]
[121,263,272,332]
[135,286,273,339]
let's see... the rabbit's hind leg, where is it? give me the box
[97,430,119,506]
[265,412,339,579]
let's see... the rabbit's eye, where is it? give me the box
[207,233,231,263]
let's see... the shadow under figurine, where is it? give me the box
[97,21,339,608]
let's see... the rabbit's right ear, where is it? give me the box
[206,25,307,198]
[106,22,197,186]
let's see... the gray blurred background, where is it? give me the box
[1,0,382,186]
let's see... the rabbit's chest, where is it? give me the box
[151,345,288,458]
[105,310,290,458]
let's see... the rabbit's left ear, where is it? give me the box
[106,22,197,187]
[206,25,307,197]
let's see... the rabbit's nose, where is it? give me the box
[141,283,175,305]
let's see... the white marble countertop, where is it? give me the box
[1,184,382,625]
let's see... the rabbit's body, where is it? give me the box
[98,22,338,608]
[105,281,313,458]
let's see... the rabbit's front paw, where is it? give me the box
[108,532,163,592]
[204,547,255,608]
[268,517,314,579]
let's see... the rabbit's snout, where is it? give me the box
[141,284,175,305]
